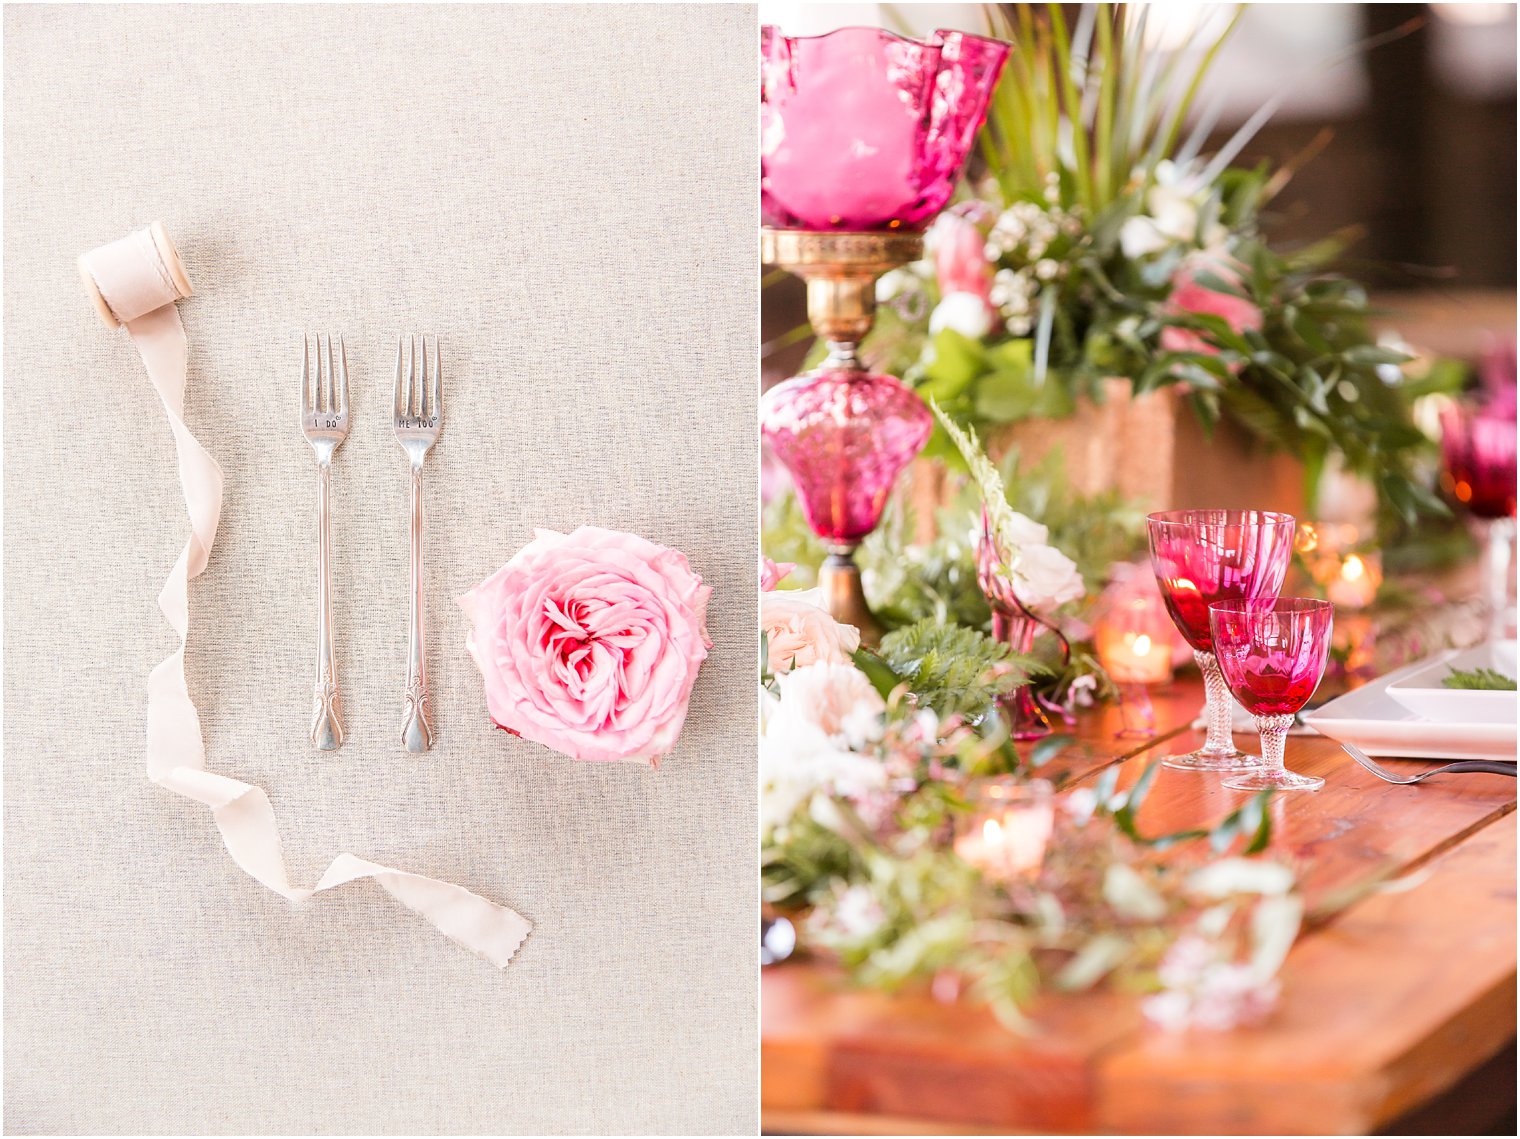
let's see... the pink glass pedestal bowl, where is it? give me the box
[760,366,933,639]
[761,366,933,544]
[761,25,1011,232]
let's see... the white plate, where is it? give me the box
[1385,643,1518,724]
[1303,650,1518,762]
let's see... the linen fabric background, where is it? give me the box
[3,5,758,1134]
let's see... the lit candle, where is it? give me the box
[1096,597,1175,685]
[1298,522,1381,610]
[954,778,1055,879]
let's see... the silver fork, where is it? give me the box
[300,333,350,751]
[1341,742,1515,784]
[393,335,441,753]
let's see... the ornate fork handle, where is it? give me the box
[400,462,435,752]
[311,460,345,750]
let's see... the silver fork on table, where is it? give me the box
[393,335,441,753]
[1341,742,1515,784]
[301,333,350,751]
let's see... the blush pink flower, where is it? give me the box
[1159,259,1263,361]
[761,557,796,592]
[932,210,994,307]
[458,526,712,766]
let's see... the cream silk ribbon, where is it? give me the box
[80,224,531,967]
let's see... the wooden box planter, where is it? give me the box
[907,379,1307,540]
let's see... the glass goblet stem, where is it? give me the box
[1256,713,1293,777]
[1484,517,1516,643]
[1198,650,1246,759]
[1222,713,1325,792]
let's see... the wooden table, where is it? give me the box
[762,680,1517,1135]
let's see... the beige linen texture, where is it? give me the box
[3,5,758,1134]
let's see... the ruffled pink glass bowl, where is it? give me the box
[760,25,1011,232]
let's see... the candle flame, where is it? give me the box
[983,818,1003,844]
[1342,555,1365,581]
[1133,633,1153,655]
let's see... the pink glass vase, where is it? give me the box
[990,607,1055,741]
[760,366,933,544]
[760,26,1011,232]
[975,512,1067,742]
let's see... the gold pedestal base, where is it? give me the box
[818,547,883,647]
[761,227,925,352]
[762,227,926,645]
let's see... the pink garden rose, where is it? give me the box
[760,588,860,675]
[458,526,711,766]
[1159,259,1263,361]
[932,210,994,307]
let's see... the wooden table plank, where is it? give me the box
[1096,817,1518,1135]
[1075,732,1516,908]
[762,676,1517,1134]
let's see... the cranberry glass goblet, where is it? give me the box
[1440,402,1518,643]
[1146,510,1297,772]
[760,26,1011,232]
[1210,599,1334,792]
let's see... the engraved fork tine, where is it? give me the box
[301,333,350,751]
[393,334,441,753]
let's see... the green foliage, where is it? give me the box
[761,812,861,910]
[997,448,1147,586]
[1093,760,1275,853]
[872,619,1042,722]
[981,5,1244,214]
[1442,667,1517,691]
[760,490,825,589]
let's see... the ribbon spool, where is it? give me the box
[79,220,192,329]
[81,223,531,968]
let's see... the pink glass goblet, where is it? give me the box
[760,26,1011,232]
[760,366,933,544]
[1209,599,1334,792]
[975,513,1066,741]
[1147,510,1297,772]
[1440,402,1518,643]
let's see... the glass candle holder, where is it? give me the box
[953,778,1055,881]
[1096,595,1176,686]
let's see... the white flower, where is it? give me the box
[1005,510,1051,547]
[771,661,885,750]
[1062,786,1099,824]
[1119,168,1229,260]
[1066,673,1099,709]
[829,884,887,941]
[759,662,887,834]
[928,291,993,340]
[1142,934,1281,1032]
[1187,858,1295,898]
[1010,543,1085,610]
[761,588,861,674]
[875,268,916,302]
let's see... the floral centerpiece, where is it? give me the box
[855,5,1445,527]
[759,557,1308,1031]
